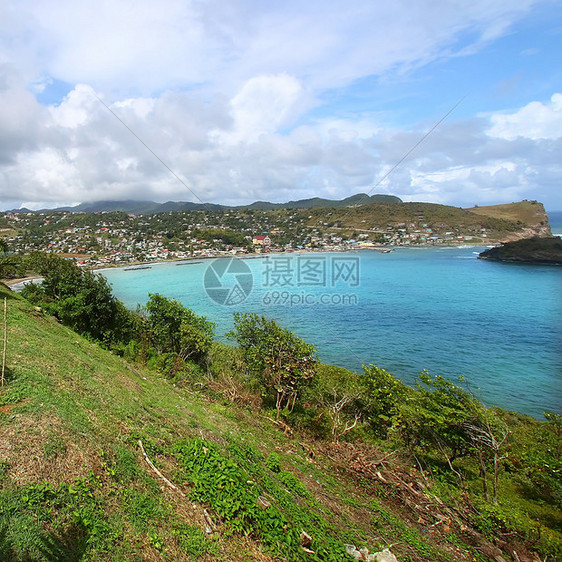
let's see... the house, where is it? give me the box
[252,235,271,246]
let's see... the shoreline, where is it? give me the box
[2,275,43,287]
[0,242,490,291]
[1,244,492,287]
[90,243,493,272]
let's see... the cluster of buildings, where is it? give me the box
[2,209,491,267]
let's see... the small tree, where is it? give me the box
[145,293,215,364]
[229,313,317,419]
[361,364,410,438]
[22,253,133,344]
[0,239,18,279]
[462,406,509,504]
[399,372,510,500]
[312,365,364,442]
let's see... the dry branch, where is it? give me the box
[138,439,185,496]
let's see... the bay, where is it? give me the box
[100,246,562,418]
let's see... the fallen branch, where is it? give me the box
[264,416,294,436]
[365,450,397,467]
[138,439,185,497]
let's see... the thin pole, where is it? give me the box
[1,297,6,386]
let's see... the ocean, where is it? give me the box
[549,210,562,237]
[100,245,562,419]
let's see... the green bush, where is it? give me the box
[229,313,317,419]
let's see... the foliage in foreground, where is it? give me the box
[3,256,561,560]
[175,438,352,561]
[229,312,317,419]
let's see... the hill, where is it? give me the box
[478,237,562,264]
[244,194,401,210]
[0,282,560,561]
[465,200,551,238]
[303,200,552,242]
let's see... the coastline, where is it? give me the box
[1,243,494,289]
[2,275,43,287]
[90,242,494,272]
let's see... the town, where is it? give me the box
[1,202,514,268]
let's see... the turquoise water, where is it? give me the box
[100,247,562,418]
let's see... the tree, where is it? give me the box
[462,406,509,504]
[0,239,18,279]
[311,365,364,442]
[22,253,133,344]
[361,364,410,438]
[229,313,317,419]
[145,293,215,364]
[398,372,510,501]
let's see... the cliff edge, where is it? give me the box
[466,200,552,240]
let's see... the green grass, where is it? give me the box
[0,282,559,561]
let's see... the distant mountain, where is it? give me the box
[19,193,402,214]
[55,200,162,214]
[245,193,401,210]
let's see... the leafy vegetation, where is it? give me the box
[229,312,317,419]
[144,293,215,368]
[0,260,560,561]
[21,252,136,345]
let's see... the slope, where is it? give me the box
[465,201,551,237]
[0,284,558,561]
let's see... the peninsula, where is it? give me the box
[478,236,562,265]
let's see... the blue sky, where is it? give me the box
[1,0,561,211]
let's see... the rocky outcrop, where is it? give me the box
[478,237,562,265]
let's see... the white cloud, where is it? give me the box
[0,80,561,209]
[49,84,98,128]
[0,0,538,98]
[488,93,562,140]
[225,74,305,143]
[1,1,561,211]
[0,65,43,164]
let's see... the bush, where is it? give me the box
[22,253,137,345]
[229,313,317,419]
[361,364,410,438]
[145,293,215,365]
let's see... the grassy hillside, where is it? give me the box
[465,200,548,225]
[304,201,529,238]
[0,283,560,561]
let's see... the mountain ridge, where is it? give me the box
[7,193,402,214]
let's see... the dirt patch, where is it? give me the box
[0,399,28,414]
[0,413,99,486]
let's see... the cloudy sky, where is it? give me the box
[1,0,561,211]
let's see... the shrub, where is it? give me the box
[229,313,317,419]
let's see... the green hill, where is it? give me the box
[303,200,550,241]
[0,283,560,561]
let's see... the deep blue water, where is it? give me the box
[549,210,562,236]
[100,247,562,418]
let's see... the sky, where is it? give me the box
[1,0,561,212]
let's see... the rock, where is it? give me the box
[344,544,398,561]
[300,531,312,548]
[373,549,399,562]
[256,496,271,509]
[478,237,562,265]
